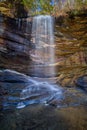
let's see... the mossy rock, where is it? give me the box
[0,6,14,17]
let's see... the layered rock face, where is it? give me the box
[0,15,32,74]
[0,14,87,87]
[55,16,87,86]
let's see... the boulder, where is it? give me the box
[0,69,29,82]
[75,75,87,91]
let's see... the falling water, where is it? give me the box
[31,15,55,77]
[15,15,63,109]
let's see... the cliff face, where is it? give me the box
[0,15,32,73]
[55,16,87,86]
[0,14,87,87]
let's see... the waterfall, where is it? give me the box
[15,15,63,109]
[31,15,55,77]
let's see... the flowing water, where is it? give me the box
[16,15,63,109]
[31,15,55,77]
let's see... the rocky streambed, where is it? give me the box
[0,69,87,130]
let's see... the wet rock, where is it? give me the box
[75,75,87,91]
[0,15,33,72]
[0,28,30,45]
[6,41,30,56]
[0,15,32,58]
[0,69,29,82]
[0,29,31,57]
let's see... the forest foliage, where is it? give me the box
[0,0,87,17]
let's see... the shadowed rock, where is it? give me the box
[76,75,87,92]
[0,69,29,82]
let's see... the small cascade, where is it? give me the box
[17,81,63,109]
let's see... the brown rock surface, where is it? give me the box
[55,16,87,86]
